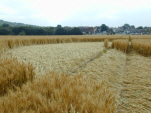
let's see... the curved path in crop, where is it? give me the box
[1,42,105,76]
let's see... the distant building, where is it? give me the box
[87,27,94,34]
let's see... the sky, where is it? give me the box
[0,0,151,27]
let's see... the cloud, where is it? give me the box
[0,0,151,27]
[97,10,119,19]
[0,5,17,15]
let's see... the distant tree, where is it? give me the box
[12,26,54,35]
[57,25,62,28]
[36,28,46,35]
[101,24,109,32]
[0,28,11,35]
[137,26,143,29]
[55,28,67,35]
[131,25,135,29]
[124,24,130,27]
[24,27,33,35]
[45,27,55,35]
[12,26,26,35]
[19,31,26,35]
[108,29,113,35]
[70,27,83,35]
[2,23,10,27]
[66,30,72,35]
[123,26,126,29]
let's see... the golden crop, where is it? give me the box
[131,39,151,56]
[0,35,121,113]
[0,71,115,113]
[0,35,126,56]
[0,57,35,96]
[111,39,129,53]
[1,35,151,112]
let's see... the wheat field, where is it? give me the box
[0,35,151,113]
[1,42,105,76]
[111,39,129,53]
[131,39,151,56]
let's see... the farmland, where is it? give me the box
[0,35,151,112]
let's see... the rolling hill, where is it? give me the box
[0,19,39,27]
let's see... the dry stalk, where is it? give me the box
[104,39,109,48]
[131,39,151,56]
[0,57,35,95]
[111,39,129,53]
[0,71,116,113]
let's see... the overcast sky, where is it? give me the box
[0,0,151,27]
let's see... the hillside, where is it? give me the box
[0,19,39,27]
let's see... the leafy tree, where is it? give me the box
[36,28,46,35]
[55,28,67,35]
[66,30,72,35]
[45,27,55,35]
[131,25,135,29]
[2,23,10,27]
[124,24,130,27]
[123,26,126,29]
[57,25,62,28]
[12,27,19,35]
[12,26,25,35]
[101,24,109,32]
[19,31,26,35]
[70,27,83,35]
[0,28,11,35]
[137,26,143,29]
[107,29,113,35]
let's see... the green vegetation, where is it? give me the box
[137,26,143,29]
[19,31,26,35]
[70,27,83,35]
[101,24,109,32]
[0,19,38,27]
[0,27,11,35]
[55,27,67,35]
[0,23,83,35]
[55,26,83,35]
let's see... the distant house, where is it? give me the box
[79,26,89,33]
[102,31,106,34]
[111,27,122,33]
[87,27,94,34]
[93,27,98,34]
[118,27,124,31]
[124,29,142,35]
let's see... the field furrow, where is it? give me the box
[118,53,151,113]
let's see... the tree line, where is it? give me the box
[0,24,83,35]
